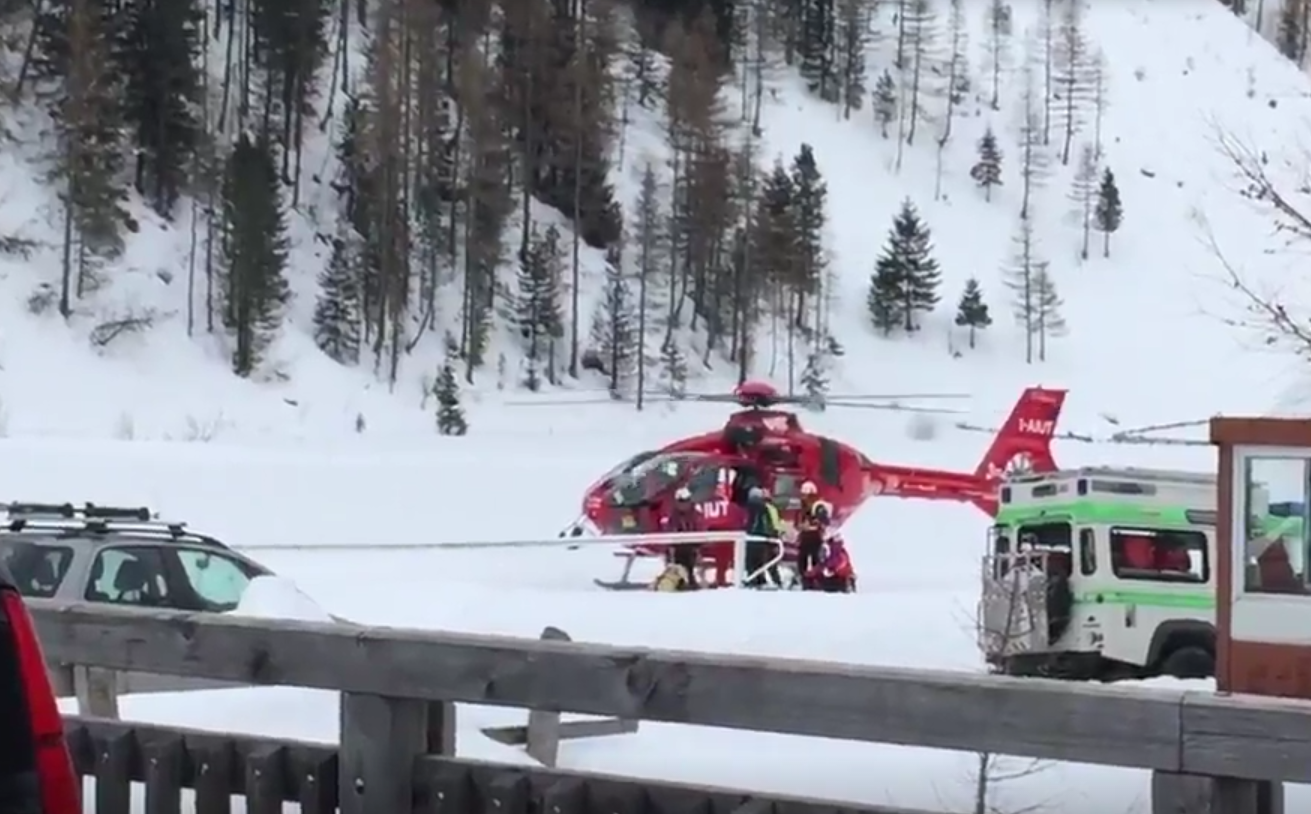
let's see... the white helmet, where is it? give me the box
[674,486,692,501]
[800,480,818,496]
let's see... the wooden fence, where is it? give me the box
[27,600,1310,814]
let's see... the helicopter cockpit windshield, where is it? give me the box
[608,452,714,506]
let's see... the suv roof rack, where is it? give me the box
[2,502,153,521]
[0,502,227,548]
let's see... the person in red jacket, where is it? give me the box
[659,487,704,590]
[806,530,856,593]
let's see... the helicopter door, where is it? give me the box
[770,471,803,512]
[730,464,763,505]
[817,438,841,488]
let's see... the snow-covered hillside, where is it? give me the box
[0,0,1306,441]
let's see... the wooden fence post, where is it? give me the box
[73,666,119,719]
[339,693,429,814]
[1152,771,1284,814]
[524,625,571,767]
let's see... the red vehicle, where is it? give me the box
[555,381,1066,590]
[0,558,80,813]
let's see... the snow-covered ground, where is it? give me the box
[19,412,1300,814]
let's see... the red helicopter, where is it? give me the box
[548,381,1066,590]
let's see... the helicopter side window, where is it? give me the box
[772,473,801,509]
[685,466,721,501]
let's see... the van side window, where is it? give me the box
[1078,528,1096,575]
[1110,527,1208,583]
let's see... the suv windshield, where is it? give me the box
[0,542,73,599]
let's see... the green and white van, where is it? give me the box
[978,466,1233,681]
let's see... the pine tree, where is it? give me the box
[970,126,1004,201]
[312,227,363,365]
[47,0,129,317]
[1033,264,1066,361]
[896,199,941,332]
[1279,0,1306,63]
[589,244,639,397]
[1068,143,1099,260]
[1094,168,1123,258]
[953,277,992,349]
[800,348,830,400]
[872,70,897,138]
[658,341,689,399]
[515,224,565,390]
[119,0,203,217]
[867,258,902,336]
[835,0,869,118]
[221,136,290,378]
[868,199,940,334]
[434,333,468,436]
[790,143,828,320]
[799,0,839,101]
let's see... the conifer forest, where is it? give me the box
[8,0,1151,413]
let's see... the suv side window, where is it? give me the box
[0,542,74,598]
[172,549,257,612]
[1110,527,1208,583]
[1079,528,1097,575]
[86,546,171,606]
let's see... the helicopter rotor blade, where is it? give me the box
[823,401,965,415]
[820,393,971,400]
[503,396,629,407]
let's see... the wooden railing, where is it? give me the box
[28,600,1311,814]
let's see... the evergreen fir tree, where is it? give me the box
[312,226,363,365]
[1278,0,1305,63]
[970,126,1004,201]
[1093,168,1123,258]
[953,277,992,349]
[221,136,290,377]
[659,341,689,399]
[119,0,203,217]
[871,199,941,333]
[799,0,839,101]
[515,225,565,390]
[800,348,830,401]
[872,70,897,138]
[867,259,903,337]
[46,0,129,316]
[790,143,828,298]
[588,244,639,396]
[434,333,468,436]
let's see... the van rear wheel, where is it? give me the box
[1158,645,1214,679]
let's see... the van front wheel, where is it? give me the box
[1158,645,1214,679]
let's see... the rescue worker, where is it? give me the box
[661,487,703,590]
[743,486,784,588]
[795,481,826,587]
[806,529,856,593]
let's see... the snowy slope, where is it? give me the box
[0,0,1306,443]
